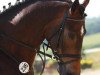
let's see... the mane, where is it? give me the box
[0,0,62,15]
[0,0,35,15]
[0,0,63,23]
[0,0,39,23]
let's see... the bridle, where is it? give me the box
[46,14,86,75]
[47,18,85,63]
[0,13,86,75]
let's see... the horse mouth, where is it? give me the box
[58,63,74,75]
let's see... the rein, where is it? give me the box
[0,31,52,63]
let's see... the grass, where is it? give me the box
[83,33,100,49]
[83,33,100,69]
[85,50,100,69]
[34,33,100,75]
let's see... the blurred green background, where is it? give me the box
[34,17,100,75]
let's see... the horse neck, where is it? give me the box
[0,1,69,75]
[0,1,45,69]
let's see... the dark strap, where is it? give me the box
[37,50,52,58]
[0,30,52,58]
[0,48,20,64]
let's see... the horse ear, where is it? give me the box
[71,0,79,12]
[82,0,90,8]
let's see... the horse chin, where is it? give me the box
[58,64,74,75]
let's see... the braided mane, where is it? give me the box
[0,0,36,15]
[0,0,40,23]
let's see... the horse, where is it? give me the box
[0,1,69,75]
[0,0,89,75]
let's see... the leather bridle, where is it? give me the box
[46,15,86,75]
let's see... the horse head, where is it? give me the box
[46,0,90,75]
